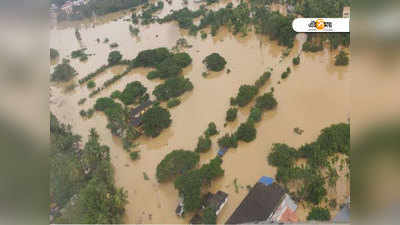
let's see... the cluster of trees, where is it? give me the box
[57,0,148,21]
[307,207,331,221]
[50,114,127,223]
[139,1,164,25]
[226,107,238,122]
[293,56,300,65]
[231,71,272,107]
[335,50,349,66]
[158,7,205,31]
[204,122,218,137]
[174,157,224,212]
[141,105,172,137]
[253,8,296,47]
[118,81,148,105]
[129,25,140,36]
[156,150,200,182]
[267,123,350,205]
[167,98,181,108]
[147,52,193,80]
[219,91,277,148]
[71,48,89,61]
[231,85,258,107]
[87,80,96,89]
[108,50,123,65]
[281,67,291,79]
[94,97,126,137]
[153,76,193,101]
[203,53,227,72]
[51,59,77,82]
[195,135,212,153]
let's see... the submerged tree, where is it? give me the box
[141,105,172,137]
[203,53,227,72]
[51,59,77,82]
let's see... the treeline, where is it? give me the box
[267,123,350,217]
[158,2,296,47]
[57,0,148,21]
[50,113,127,223]
[156,150,224,213]
[85,47,193,99]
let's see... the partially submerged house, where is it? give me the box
[225,177,298,224]
[129,100,153,131]
[202,191,228,215]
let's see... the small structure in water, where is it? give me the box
[202,191,228,215]
[217,147,228,157]
[129,100,153,131]
[176,198,184,217]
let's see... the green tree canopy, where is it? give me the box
[236,122,257,142]
[51,59,77,82]
[142,105,172,137]
[232,85,258,107]
[119,81,147,105]
[203,53,227,71]
[255,92,277,110]
[108,50,122,65]
[153,77,193,101]
[156,150,200,182]
[307,207,331,221]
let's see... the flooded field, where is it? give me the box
[50,2,350,224]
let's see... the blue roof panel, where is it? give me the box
[258,176,274,186]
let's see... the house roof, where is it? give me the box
[130,100,153,117]
[280,208,298,223]
[218,147,228,156]
[205,191,228,211]
[258,176,274,186]
[225,183,285,224]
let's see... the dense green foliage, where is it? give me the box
[87,80,96,89]
[202,207,217,224]
[140,1,164,25]
[57,0,148,21]
[231,85,258,107]
[203,53,227,71]
[51,59,77,82]
[153,77,193,101]
[236,122,257,142]
[335,50,349,66]
[307,207,331,221]
[50,48,59,60]
[174,157,224,211]
[50,114,127,223]
[111,90,122,99]
[248,106,262,123]
[267,123,350,205]
[134,47,171,67]
[204,122,218,137]
[195,136,212,153]
[158,7,205,30]
[94,97,126,136]
[255,92,278,110]
[108,51,122,65]
[254,71,271,89]
[156,150,200,182]
[217,133,238,149]
[141,105,172,137]
[167,98,181,108]
[119,81,147,105]
[226,107,238,122]
[281,67,291,79]
[71,48,89,61]
[293,56,300,65]
[253,9,296,47]
[129,151,140,160]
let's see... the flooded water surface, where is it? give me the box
[50,2,349,224]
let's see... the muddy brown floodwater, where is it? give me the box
[50,1,350,224]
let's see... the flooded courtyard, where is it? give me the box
[50,2,350,223]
